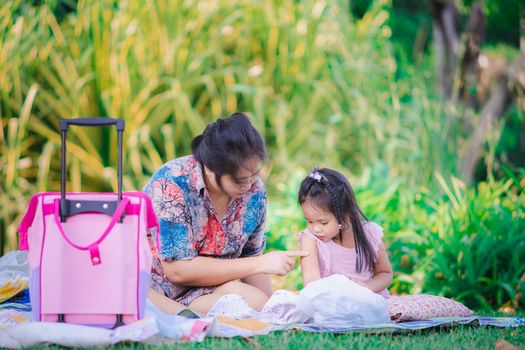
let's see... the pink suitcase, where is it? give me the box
[18,118,159,328]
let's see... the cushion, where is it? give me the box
[387,294,473,322]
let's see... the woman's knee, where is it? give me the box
[216,280,246,294]
[217,281,269,311]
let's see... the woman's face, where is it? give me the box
[206,157,262,198]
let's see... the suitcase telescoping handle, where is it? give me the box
[60,117,125,222]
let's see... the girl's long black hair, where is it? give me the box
[298,168,376,272]
[191,112,267,189]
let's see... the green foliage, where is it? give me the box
[1,0,458,194]
[1,0,524,312]
[463,0,520,45]
[491,104,525,180]
[414,178,525,311]
[392,0,520,62]
[2,0,425,248]
[0,2,56,252]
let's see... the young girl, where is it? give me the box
[297,168,392,298]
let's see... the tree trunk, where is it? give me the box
[430,0,460,98]
[458,2,485,109]
[459,53,525,182]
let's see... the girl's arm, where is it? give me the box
[299,235,321,286]
[360,244,393,293]
[162,251,306,286]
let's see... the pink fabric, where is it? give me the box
[387,294,473,322]
[19,192,160,251]
[18,192,157,326]
[297,221,389,298]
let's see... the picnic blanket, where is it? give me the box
[1,287,524,348]
[1,306,524,348]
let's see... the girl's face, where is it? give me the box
[207,157,262,198]
[301,200,340,242]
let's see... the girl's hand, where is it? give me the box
[257,251,309,275]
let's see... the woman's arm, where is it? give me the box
[360,244,393,293]
[162,251,307,286]
[299,235,321,286]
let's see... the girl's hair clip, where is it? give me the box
[309,171,324,183]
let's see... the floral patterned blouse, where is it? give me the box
[144,155,267,305]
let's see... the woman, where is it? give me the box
[144,112,306,315]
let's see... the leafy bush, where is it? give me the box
[411,178,525,311]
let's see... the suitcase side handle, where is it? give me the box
[18,194,41,250]
[60,117,125,222]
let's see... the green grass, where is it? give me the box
[152,327,525,350]
[21,317,525,350]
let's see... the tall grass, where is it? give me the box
[2,0,456,191]
[0,3,57,252]
[1,0,400,246]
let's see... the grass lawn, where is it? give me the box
[23,313,525,350]
[123,326,524,350]
[20,330,525,350]
[169,327,523,350]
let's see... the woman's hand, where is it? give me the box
[257,251,309,275]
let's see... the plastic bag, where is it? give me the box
[0,251,29,303]
[296,274,390,327]
[0,317,159,348]
[144,299,211,341]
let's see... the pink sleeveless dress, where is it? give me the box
[297,221,390,298]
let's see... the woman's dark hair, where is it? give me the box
[298,168,375,272]
[191,112,267,188]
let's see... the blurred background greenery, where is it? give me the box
[1,0,523,312]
